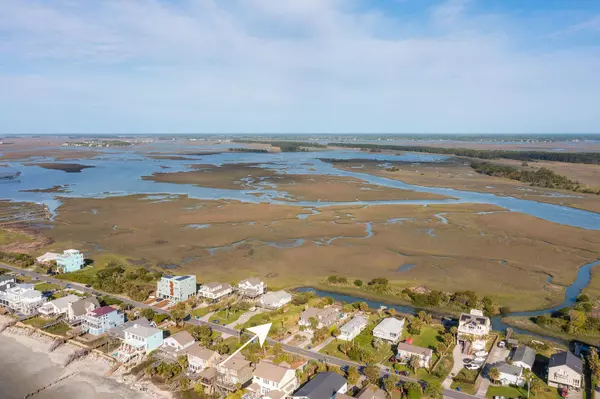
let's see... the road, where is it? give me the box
[1,262,478,399]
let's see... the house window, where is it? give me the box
[573,379,580,386]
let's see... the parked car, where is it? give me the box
[475,350,488,357]
[463,358,473,364]
[211,319,219,324]
[465,363,481,370]
[473,357,486,364]
[399,371,410,376]
[498,341,506,348]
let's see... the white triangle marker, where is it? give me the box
[218,323,272,366]
[247,323,272,347]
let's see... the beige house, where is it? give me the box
[187,346,220,373]
[245,360,298,399]
[548,351,583,389]
[298,307,342,331]
[216,353,254,392]
[163,330,195,352]
[395,342,433,369]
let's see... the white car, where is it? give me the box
[473,357,486,363]
[475,350,488,357]
[465,363,481,370]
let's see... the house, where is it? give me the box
[395,342,433,369]
[108,317,154,339]
[38,294,80,316]
[216,353,254,392]
[187,346,221,373]
[356,386,387,399]
[67,297,99,325]
[116,323,164,362]
[290,372,348,399]
[373,317,405,342]
[457,309,491,352]
[163,330,195,352]
[244,360,298,399]
[82,306,124,335]
[259,291,292,309]
[0,275,16,290]
[156,275,197,303]
[36,252,62,265]
[299,307,342,331]
[548,351,583,389]
[198,282,233,301]
[56,250,85,273]
[511,346,536,370]
[238,277,266,298]
[339,316,368,341]
[0,283,45,314]
[497,362,525,387]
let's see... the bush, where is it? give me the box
[354,279,363,287]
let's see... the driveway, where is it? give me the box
[443,344,467,389]
[227,309,263,329]
[476,340,509,397]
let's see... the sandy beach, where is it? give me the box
[0,316,171,399]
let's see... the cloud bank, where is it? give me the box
[0,0,599,134]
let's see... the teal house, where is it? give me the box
[56,249,84,273]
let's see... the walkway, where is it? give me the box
[443,344,465,389]
[311,336,334,352]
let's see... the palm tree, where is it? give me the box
[408,354,420,372]
[488,367,500,383]
[450,326,458,344]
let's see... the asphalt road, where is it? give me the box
[1,262,477,399]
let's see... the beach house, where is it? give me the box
[163,330,195,352]
[511,346,536,370]
[67,297,99,325]
[395,342,433,369]
[216,353,254,392]
[496,362,525,387]
[373,317,405,342]
[290,372,348,399]
[457,309,491,352]
[338,316,368,341]
[237,277,266,298]
[187,346,220,374]
[245,361,298,399]
[259,290,292,309]
[156,275,197,303]
[38,294,80,316]
[82,306,124,335]
[299,307,342,331]
[547,351,583,390]
[56,250,84,273]
[0,283,45,314]
[116,323,164,362]
[198,282,233,301]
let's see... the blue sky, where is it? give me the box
[1,0,599,134]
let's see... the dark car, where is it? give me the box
[212,319,219,324]
[399,371,410,376]
[463,358,473,364]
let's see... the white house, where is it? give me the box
[395,342,433,369]
[156,275,197,303]
[511,346,536,370]
[237,277,266,298]
[245,360,298,399]
[289,372,348,399]
[187,346,221,374]
[197,282,233,301]
[36,252,62,265]
[497,362,525,387]
[373,318,405,342]
[163,330,195,352]
[457,309,490,352]
[0,283,45,314]
[338,316,368,341]
[67,297,99,324]
[38,294,80,316]
[116,323,164,363]
[259,291,292,309]
[37,250,84,273]
[548,351,583,389]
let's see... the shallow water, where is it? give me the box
[2,148,600,230]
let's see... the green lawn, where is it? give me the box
[23,316,54,328]
[35,282,61,292]
[210,308,245,325]
[402,325,442,349]
[451,369,478,394]
[319,315,394,364]
[239,300,318,339]
[191,307,212,319]
[44,322,72,336]
[450,381,477,395]
[487,381,562,399]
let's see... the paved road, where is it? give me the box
[1,262,478,399]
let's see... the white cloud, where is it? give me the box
[0,0,599,133]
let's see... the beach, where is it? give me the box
[0,316,170,399]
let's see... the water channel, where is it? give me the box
[298,259,600,343]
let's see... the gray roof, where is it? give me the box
[512,346,536,368]
[108,317,152,339]
[357,386,387,399]
[293,372,346,398]
[239,277,262,286]
[46,294,80,310]
[261,290,291,305]
[549,351,583,375]
[340,316,368,333]
[124,323,162,339]
[0,275,16,283]
[498,362,523,377]
[396,342,433,357]
[168,330,195,346]
[70,297,100,317]
[374,317,405,334]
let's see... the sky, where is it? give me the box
[1,0,600,134]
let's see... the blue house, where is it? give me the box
[82,306,124,335]
[117,323,164,362]
[56,249,85,273]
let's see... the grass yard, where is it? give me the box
[451,368,478,394]
[210,308,245,325]
[191,306,212,319]
[320,315,394,364]
[44,322,71,336]
[487,383,562,399]
[23,316,54,328]
[35,282,61,292]
[402,324,442,349]
[0,229,33,245]
[239,301,317,339]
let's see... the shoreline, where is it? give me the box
[0,315,171,399]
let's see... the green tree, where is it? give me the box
[384,374,400,397]
[139,308,156,321]
[363,365,380,385]
[309,317,319,330]
[193,381,204,395]
[170,302,189,327]
[339,341,353,356]
[424,381,442,398]
[530,377,543,396]
[347,366,360,385]
[354,279,363,287]
[489,367,500,383]
[408,354,421,372]
[417,311,432,325]
[589,347,600,379]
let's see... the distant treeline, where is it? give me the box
[233,140,327,152]
[330,143,600,164]
[228,147,269,153]
[471,162,600,195]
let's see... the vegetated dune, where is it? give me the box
[31,194,600,311]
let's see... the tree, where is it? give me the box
[424,381,442,398]
[404,381,423,399]
[170,302,188,327]
[450,326,458,344]
[488,367,499,383]
[408,355,421,372]
[179,376,190,391]
[273,342,283,357]
[530,377,543,396]
[408,318,423,335]
[340,341,353,356]
[139,308,156,321]
[309,317,319,330]
[384,374,400,396]
[347,366,360,385]
[372,338,383,350]
[363,365,380,385]
[417,311,432,325]
[589,347,600,379]
[354,279,363,287]
[193,381,204,395]
[328,276,338,283]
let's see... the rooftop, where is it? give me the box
[186,345,219,361]
[109,317,152,339]
[498,362,523,377]
[550,351,583,375]
[89,306,117,317]
[396,342,433,357]
[168,330,195,346]
[293,372,347,399]
[253,360,291,383]
[340,315,368,333]
[374,317,405,333]
[124,323,162,339]
[512,346,536,368]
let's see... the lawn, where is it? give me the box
[238,300,317,339]
[487,384,562,399]
[23,316,54,328]
[191,306,212,319]
[44,322,72,336]
[319,315,394,364]
[210,308,245,325]
[35,282,61,292]
[402,325,442,350]
[451,369,478,394]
